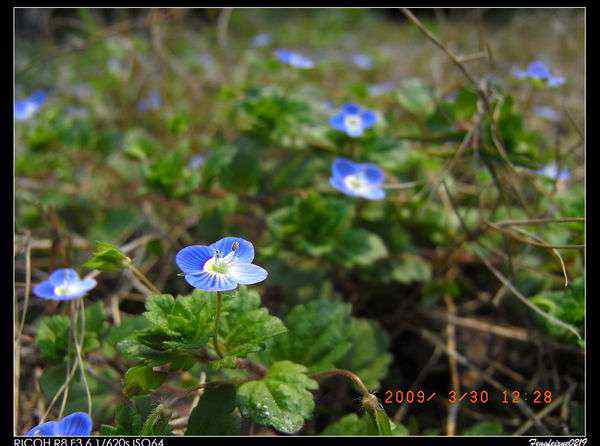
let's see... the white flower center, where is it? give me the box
[54,281,78,296]
[344,115,363,133]
[344,173,371,194]
[203,251,235,276]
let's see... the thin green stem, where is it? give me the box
[213,291,224,358]
[311,369,370,397]
[129,264,161,294]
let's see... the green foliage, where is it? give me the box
[123,365,168,397]
[397,79,436,117]
[119,287,287,376]
[531,276,585,345]
[185,385,241,435]
[100,396,172,436]
[36,315,70,363]
[237,360,318,434]
[83,241,131,272]
[463,420,504,435]
[36,301,109,363]
[322,412,408,436]
[261,298,391,389]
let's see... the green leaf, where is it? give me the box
[397,78,436,116]
[101,396,172,436]
[261,298,392,390]
[322,412,408,436]
[338,319,392,390]
[119,288,286,371]
[463,420,504,435]
[123,365,168,397]
[36,315,70,363]
[264,298,353,373]
[389,253,432,284]
[531,276,584,345]
[334,229,388,267]
[237,360,318,434]
[185,385,241,435]
[83,241,131,272]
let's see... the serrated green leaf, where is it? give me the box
[36,315,70,363]
[185,384,241,435]
[338,319,392,390]
[237,360,318,434]
[263,298,353,373]
[83,241,131,272]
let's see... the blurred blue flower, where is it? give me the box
[535,162,570,181]
[275,49,314,69]
[330,103,378,137]
[329,157,386,200]
[25,412,92,436]
[368,82,394,97]
[33,268,97,301]
[188,154,206,169]
[514,61,565,87]
[15,90,46,121]
[533,106,561,121]
[252,33,272,47]
[351,53,373,70]
[138,90,161,112]
[176,237,268,292]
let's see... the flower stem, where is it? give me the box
[311,368,370,397]
[213,291,224,358]
[129,265,161,294]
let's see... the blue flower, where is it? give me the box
[25,412,92,436]
[329,157,386,200]
[33,269,97,301]
[351,54,373,70]
[535,162,570,181]
[176,237,268,292]
[252,33,272,47]
[330,103,378,137]
[514,61,565,87]
[15,90,46,121]
[138,90,161,112]
[275,49,314,69]
[188,154,206,170]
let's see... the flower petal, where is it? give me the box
[329,176,359,197]
[329,113,346,132]
[175,245,213,274]
[48,269,79,286]
[184,272,237,292]
[362,163,385,185]
[345,124,364,137]
[210,237,254,263]
[228,263,268,285]
[57,412,92,436]
[30,90,47,107]
[33,280,58,300]
[360,186,386,201]
[332,157,359,178]
[360,110,378,129]
[341,103,361,115]
[25,421,59,436]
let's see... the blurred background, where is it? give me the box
[14,8,585,436]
